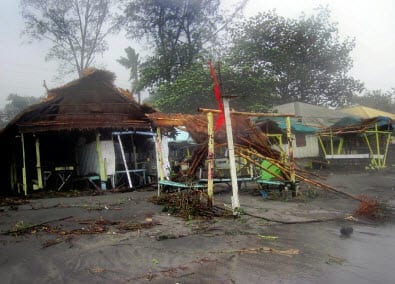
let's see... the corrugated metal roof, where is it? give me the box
[273,102,350,128]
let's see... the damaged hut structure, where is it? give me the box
[148,110,301,199]
[0,69,171,195]
[317,116,394,169]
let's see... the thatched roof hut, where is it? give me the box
[0,69,159,195]
[2,69,156,134]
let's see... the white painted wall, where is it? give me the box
[76,139,115,176]
[281,134,320,158]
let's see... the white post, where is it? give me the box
[207,112,214,206]
[223,97,240,211]
[117,134,132,188]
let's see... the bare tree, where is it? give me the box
[21,0,116,77]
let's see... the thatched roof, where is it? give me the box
[3,69,156,134]
[340,106,395,120]
[319,116,393,136]
[148,112,281,177]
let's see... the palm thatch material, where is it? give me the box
[147,113,281,176]
[3,69,156,134]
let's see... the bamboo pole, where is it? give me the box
[207,112,214,207]
[382,133,392,167]
[286,117,296,188]
[337,137,344,155]
[198,108,296,117]
[236,146,292,180]
[374,123,382,168]
[96,133,107,190]
[317,135,327,157]
[363,133,378,169]
[235,145,365,202]
[236,150,285,181]
[294,172,362,202]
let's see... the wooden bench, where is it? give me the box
[158,180,208,193]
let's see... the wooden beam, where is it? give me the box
[21,133,27,195]
[96,133,108,190]
[35,136,43,189]
[207,112,214,207]
[198,108,296,117]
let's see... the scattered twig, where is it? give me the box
[243,211,343,224]
[2,216,73,235]
[210,246,299,257]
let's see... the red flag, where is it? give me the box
[208,61,225,130]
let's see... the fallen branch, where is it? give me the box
[211,246,299,257]
[243,211,343,224]
[2,216,73,235]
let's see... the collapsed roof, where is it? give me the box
[148,112,281,176]
[2,69,157,134]
[320,116,393,135]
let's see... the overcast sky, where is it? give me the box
[1,0,395,107]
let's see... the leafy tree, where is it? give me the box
[0,110,7,129]
[3,94,42,122]
[21,0,116,77]
[149,61,213,113]
[351,89,395,113]
[117,47,141,103]
[120,0,224,86]
[228,8,364,108]
[149,60,274,113]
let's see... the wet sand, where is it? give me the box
[1,168,395,283]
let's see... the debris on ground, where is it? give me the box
[149,191,232,219]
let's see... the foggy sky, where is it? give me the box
[1,0,394,107]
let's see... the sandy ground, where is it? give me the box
[1,168,395,284]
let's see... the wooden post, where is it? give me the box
[223,97,240,211]
[317,135,327,157]
[97,133,107,189]
[375,123,382,168]
[337,137,344,155]
[286,117,295,183]
[96,133,107,190]
[35,136,43,189]
[286,117,296,196]
[382,132,392,167]
[156,128,165,181]
[330,128,334,156]
[207,112,214,207]
[21,133,27,195]
[10,155,17,192]
[116,134,132,188]
[131,135,138,169]
[155,128,165,196]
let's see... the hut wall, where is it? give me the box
[282,134,319,158]
[76,140,115,176]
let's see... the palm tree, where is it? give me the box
[117,47,141,103]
